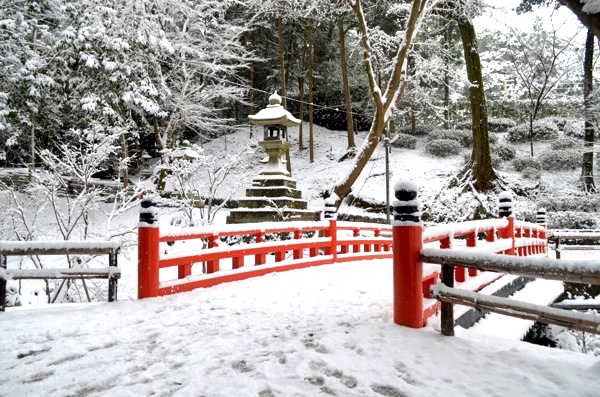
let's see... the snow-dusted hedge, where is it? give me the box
[539,149,581,171]
[492,142,517,161]
[537,196,600,213]
[513,157,542,172]
[563,119,585,139]
[544,117,570,131]
[429,129,497,148]
[398,124,436,137]
[391,133,417,149]
[548,211,598,229]
[522,166,541,180]
[551,136,583,151]
[454,118,516,132]
[425,139,462,157]
[507,120,559,143]
[488,118,517,132]
[429,129,471,147]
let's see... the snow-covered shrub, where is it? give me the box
[507,120,559,142]
[454,121,471,130]
[425,139,462,157]
[539,149,581,171]
[551,136,583,150]
[521,166,541,180]
[564,119,585,139]
[548,211,598,229]
[488,118,516,132]
[455,118,515,133]
[398,124,436,137]
[537,196,600,213]
[544,117,569,131]
[513,157,542,172]
[429,129,471,147]
[492,142,517,161]
[391,133,417,149]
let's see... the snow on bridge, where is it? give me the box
[1,257,598,397]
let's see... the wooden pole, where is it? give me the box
[440,263,455,336]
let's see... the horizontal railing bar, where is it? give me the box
[421,248,600,285]
[0,241,120,256]
[431,283,600,335]
[1,267,121,280]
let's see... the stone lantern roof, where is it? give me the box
[248,92,301,127]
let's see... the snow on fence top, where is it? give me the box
[0,240,121,255]
[423,218,508,244]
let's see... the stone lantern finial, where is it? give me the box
[268,91,282,106]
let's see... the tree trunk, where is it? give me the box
[249,31,255,139]
[298,22,308,151]
[120,133,129,190]
[338,16,355,149]
[278,14,287,109]
[582,29,596,192]
[153,115,167,192]
[457,14,496,191]
[308,18,315,163]
[443,23,452,129]
[332,0,428,203]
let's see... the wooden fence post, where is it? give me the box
[498,191,515,256]
[441,263,455,336]
[324,197,337,262]
[108,249,118,302]
[138,199,160,299]
[392,180,423,328]
[0,253,6,311]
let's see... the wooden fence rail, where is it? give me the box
[0,241,121,311]
[549,230,600,259]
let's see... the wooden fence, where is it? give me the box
[0,241,121,311]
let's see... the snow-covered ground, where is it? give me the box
[2,251,599,397]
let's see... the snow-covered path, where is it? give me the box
[1,259,598,397]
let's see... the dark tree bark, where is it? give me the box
[443,23,452,129]
[338,16,355,149]
[249,31,255,139]
[308,18,315,163]
[582,29,596,192]
[457,14,497,191]
[298,24,307,150]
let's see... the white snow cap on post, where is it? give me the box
[392,180,422,226]
[498,191,513,218]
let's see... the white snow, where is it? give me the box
[2,258,599,396]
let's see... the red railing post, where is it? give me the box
[498,191,515,256]
[293,229,303,259]
[352,228,360,253]
[536,208,548,257]
[374,229,382,252]
[466,231,477,277]
[392,181,423,328]
[255,231,266,265]
[206,235,219,273]
[138,199,160,299]
[323,197,338,262]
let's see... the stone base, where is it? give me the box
[227,173,321,225]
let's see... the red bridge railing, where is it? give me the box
[137,199,395,298]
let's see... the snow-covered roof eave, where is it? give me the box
[248,106,301,127]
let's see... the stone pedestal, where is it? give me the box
[227,174,321,224]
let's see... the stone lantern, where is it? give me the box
[248,91,300,176]
[227,92,320,224]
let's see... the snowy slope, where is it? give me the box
[1,258,599,397]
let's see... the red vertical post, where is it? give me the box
[206,235,219,273]
[374,229,381,252]
[138,199,160,299]
[466,232,477,277]
[498,191,515,256]
[352,228,360,253]
[293,229,303,259]
[255,231,266,265]
[392,181,423,328]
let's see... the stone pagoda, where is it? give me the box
[227,92,321,224]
